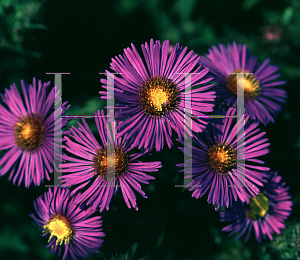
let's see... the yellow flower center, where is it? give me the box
[139,76,180,117]
[14,114,44,151]
[246,193,270,220]
[92,147,128,179]
[148,87,169,112]
[43,215,73,245]
[208,143,237,174]
[226,69,261,100]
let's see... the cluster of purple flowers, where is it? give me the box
[0,39,292,259]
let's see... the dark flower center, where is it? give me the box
[92,147,128,180]
[246,193,270,220]
[208,143,237,174]
[226,69,261,100]
[43,214,73,245]
[14,114,44,151]
[139,76,180,117]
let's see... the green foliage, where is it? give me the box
[268,221,300,260]
[109,242,145,260]
[0,0,47,57]
[115,0,217,52]
[209,225,300,260]
[0,226,29,254]
[242,0,262,11]
[296,136,300,161]
[210,226,253,260]
[110,251,145,260]
[66,96,106,133]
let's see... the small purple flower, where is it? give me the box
[60,110,162,212]
[100,39,216,152]
[220,171,293,242]
[200,42,287,125]
[177,107,270,210]
[0,78,69,187]
[30,187,105,260]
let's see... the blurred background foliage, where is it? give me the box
[0,0,299,259]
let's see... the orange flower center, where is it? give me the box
[139,76,180,117]
[14,114,44,150]
[226,69,261,100]
[92,147,128,179]
[208,143,237,174]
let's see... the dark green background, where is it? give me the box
[0,0,299,259]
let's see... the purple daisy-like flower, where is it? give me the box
[200,42,287,125]
[0,78,70,187]
[60,110,162,212]
[176,107,270,210]
[99,39,216,152]
[30,187,105,260]
[220,171,293,242]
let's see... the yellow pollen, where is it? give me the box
[14,114,44,151]
[208,143,237,175]
[214,150,229,162]
[139,76,180,117]
[20,123,32,139]
[148,87,169,112]
[237,77,252,92]
[246,193,270,220]
[43,215,73,245]
[226,69,261,100]
[92,147,128,179]
[107,156,115,168]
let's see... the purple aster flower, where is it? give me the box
[176,107,270,210]
[29,187,105,260]
[0,78,70,187]
[60,110,162,212]
[220,171,293,242]
[99,39,216,152]
[200,42,287,125]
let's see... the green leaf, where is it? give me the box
[242,0,261,11]
[282,7,294,25]
[0,227,29,254]
[173,0,198,20]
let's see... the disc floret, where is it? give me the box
[92,147,128,180]
[43,214,73,245]
[226,69,261,100]
[14,114,44,151]
[208,143,237,174]
[139,76,180,117]
[246,193,270,220]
